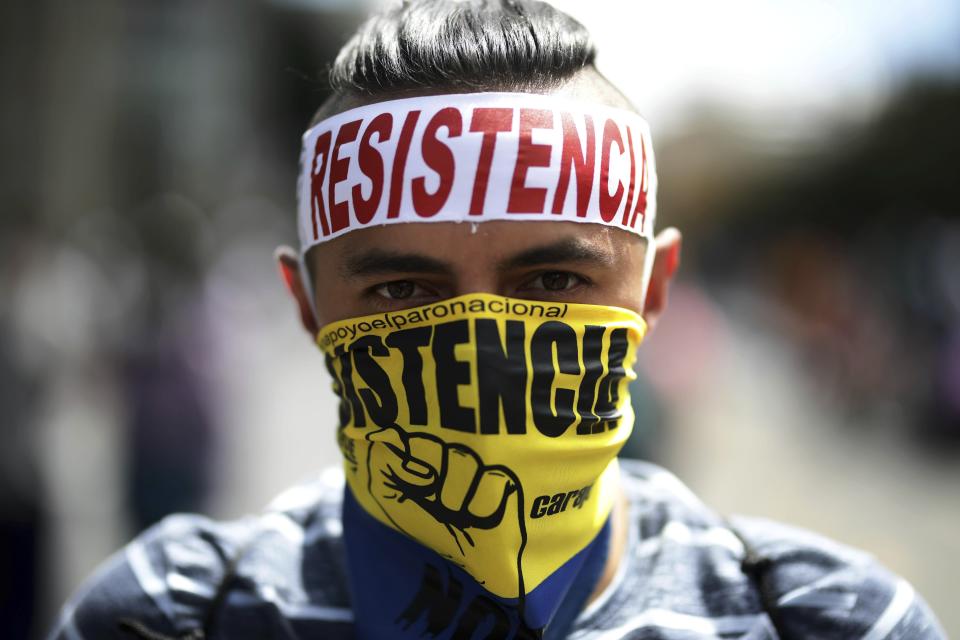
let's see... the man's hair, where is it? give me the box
[330,0,597,95]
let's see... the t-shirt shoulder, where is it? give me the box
[577,460,946,639]
[572,461,768,637]
[730,515,947,639]
[47,469,348,640]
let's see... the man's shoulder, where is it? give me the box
[729,515,946,639]
[48,469,351,640]
[596,460,946,639]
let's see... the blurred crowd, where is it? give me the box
[1,2,958,638]
[692,79,960,451]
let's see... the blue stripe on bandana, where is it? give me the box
[342,486,610,639]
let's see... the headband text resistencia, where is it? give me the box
[297,93,658,252]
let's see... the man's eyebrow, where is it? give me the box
[497,237,615,272]
[341,249,453,278]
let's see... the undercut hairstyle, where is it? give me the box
[330,0,597,95]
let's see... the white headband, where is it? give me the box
[296,92,658,254]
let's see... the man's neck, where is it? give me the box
[585,486,629,606]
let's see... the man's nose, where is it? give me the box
[452,270,501,297]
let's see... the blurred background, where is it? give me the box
[1,0,958,637]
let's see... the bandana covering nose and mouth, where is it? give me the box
[318,294,646,637]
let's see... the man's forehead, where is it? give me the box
[309,220,643,273]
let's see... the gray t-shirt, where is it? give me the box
[48,461,946,639]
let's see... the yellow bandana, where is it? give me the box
[318,293,645,600]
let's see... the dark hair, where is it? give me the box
[330,0,597,95]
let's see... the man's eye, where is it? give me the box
[374,280,418,300]
[532,271,582,292]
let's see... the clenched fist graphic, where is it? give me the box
[364,424,528,599]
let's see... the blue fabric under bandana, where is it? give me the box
[341,486,611,639]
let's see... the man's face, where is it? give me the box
[307,219,648,326]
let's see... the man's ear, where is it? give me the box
[642,227,682,329]
[275,246,319,336]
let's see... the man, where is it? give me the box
[50,1,945,639]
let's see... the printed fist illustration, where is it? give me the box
[365,424,528,598]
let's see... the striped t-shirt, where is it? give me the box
[49,461,946,639]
